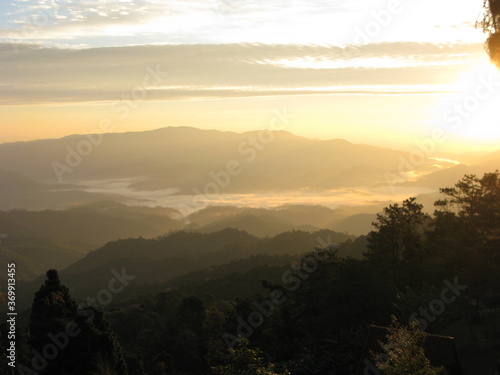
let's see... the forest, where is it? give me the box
[1,170,498,375]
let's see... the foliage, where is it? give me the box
[373,316,444,375]
[479,0,500,34]
[28,270,132,375]
[366,197,430,287]
[479,1,500,65]
[16,171,500,374]
[211,338,290,375]
[436,171,500,238]
[434,171,500,301]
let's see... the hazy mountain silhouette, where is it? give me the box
[186,204,385,236]
[189,213,320,237]
[329,213,377,236]
[0,127,432,191]
[399,157,500,189]
[0,201,376,288]
[12,228,353,307]
[187,204,342,228]
[0,235,87,282]
[0,169,120,210]
[1,127,496,213]
[0,201,182,248]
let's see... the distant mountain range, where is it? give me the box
[3,126,494,212]
[13,228,354,307]
[0,127,405,185]
[185,204,382,237]
[0,201,374,281]
[400,158,500,189]
[0,168,125,210]
[0,201,379,291]
[1,127,497,290]
[0,128,495,217]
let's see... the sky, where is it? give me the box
[0,0,499,153]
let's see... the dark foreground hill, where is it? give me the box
[14,228,354,308]
[0,202,372,286]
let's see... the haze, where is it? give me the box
[1,0,499,153]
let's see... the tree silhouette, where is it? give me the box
[366,197,430,287]
[177,296,206,335]
[434,171,500,307]
[435,171,500,239]
[373,316,444,375]
[29,269,78,374]
[28,269,130,375]
[479,0,500,66]
[211,337,290,375]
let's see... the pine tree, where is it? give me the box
[373,316,444,375]
[211,337,290,375]
[366,198,429,287]
[29,269,78,374]
[28,269,130,375]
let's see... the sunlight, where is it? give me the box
[455,60,500,89]
[459,109,500,139]
[453,60,500,140]
[1,1,500,373]
[260,56,475,70]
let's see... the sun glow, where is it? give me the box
[454,61,500,140]
[260,56,477,70]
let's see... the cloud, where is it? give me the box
[0,0,202,43]
[0,42,485,105]
[0,0,484,46]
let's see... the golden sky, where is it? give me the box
[0,0,499,153]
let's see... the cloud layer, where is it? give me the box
[0,42,485,105]
[0,0,485,46]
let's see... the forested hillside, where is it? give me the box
[1,171,498,375]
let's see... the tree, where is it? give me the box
[28,269,130,375]
[177,296,206,335]
[479,0,500,66]
[434,171,500,306]
[373,316,444,375]
[211,337,290,375]
[435,171,500,240]
[366,197,430,287]
[29,269,79,374]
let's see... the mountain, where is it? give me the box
[0,169,120,210]
[190,213,320,237]
[0,127,436,197]
[187,205,342,228]
[0,202,375,288]
[185,204,385,236]
[329,213,377,236]
[400,155,500,190]
[0,201,183,248]
[0,201,186,285]
[66,200,181,221]
[0,235,87,282]
[453,149,500,165]
[12,228,352,306]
